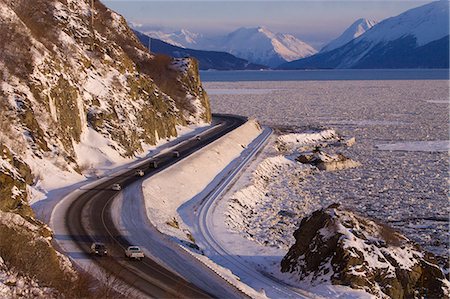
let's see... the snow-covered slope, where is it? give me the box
[320,18,377,53]
[217,27,316,67]
[0,0,211,205]
[281,204,450,298]
[145,27,317,68]
[0,0,211,292]
[145,29,202,48]
[133,30,267,70]
[280,1,449,69]
[360,0,448,47]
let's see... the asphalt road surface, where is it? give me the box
[64,114,247,298]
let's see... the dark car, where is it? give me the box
[149,161,158,168]
[90,242,107,256]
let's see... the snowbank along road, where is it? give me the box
[52,114,249,298]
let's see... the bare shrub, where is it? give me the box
[166,217,180,229]
[0,225,72,291]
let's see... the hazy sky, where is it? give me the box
[103,1,431,48]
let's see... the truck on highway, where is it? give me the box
[125,246,144,260]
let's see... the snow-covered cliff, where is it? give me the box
[0,0,211,294]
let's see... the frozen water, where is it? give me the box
[376,140,449,152]
[206,80,449,260]
[206,89,277,95]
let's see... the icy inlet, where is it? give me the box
[207,80,449,263]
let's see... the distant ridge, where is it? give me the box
[144,26,317,68]
[134,30,267,70]
[279,1,449,69]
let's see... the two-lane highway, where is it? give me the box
[63,114,247,298]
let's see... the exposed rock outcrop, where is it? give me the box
[0,0,211,293]
[0,0,211,208]
[281,204,450,298]
[296,148,360,171]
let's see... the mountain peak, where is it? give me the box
[320,17,377,53]
[223,26,316,67]
[280,0,449,69]
[358,0,449,46]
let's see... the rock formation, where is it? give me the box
[281,204,449,298]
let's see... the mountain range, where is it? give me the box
[279,1,449,69]
[143,1,448,70]
[145,27,317,68]
[133,30,267,70]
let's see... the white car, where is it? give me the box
[125,246,144,260]
[111,183,121,191]
[135,169,144,177]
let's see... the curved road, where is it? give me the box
[195,126,316,298]
[63,114,247,298]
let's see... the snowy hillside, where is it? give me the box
[145,26,317,68]
[145,29,202,48]
[0,0,211,294]
[134,30,267,70]
[358,0,448,47]
[320,18,377,53]
[280,1,449,69]
[217,27,317,67]
[0,0,211,204]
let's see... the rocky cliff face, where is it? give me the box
[281,204,449,298]
[0,0,211,293]
[0,0,210,210]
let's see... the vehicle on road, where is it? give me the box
[90,242,107,256]
[149,160,158,168]
[125,246,144,260]
[195,135,201,141]
[111,183,121,191]
[135,169,144,177]
[172,151,180,158]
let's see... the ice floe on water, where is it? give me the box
[206,79,449,262]
[376,140,449,152]
[426,100,448,104]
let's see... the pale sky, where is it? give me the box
[103,1,432,48]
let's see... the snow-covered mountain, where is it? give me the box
[146,26,317,68]
[145,29,203,48]
[215,27,317,67]
[320,18,377,53]
[134,30,267,70]
[280,1,449,69]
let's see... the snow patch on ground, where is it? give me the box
[225,129,360,250]
[226,155,312,248]
[142,120,261,243]
[0,256,57,299]
[141,119,264,297]
[181,247,268,299]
